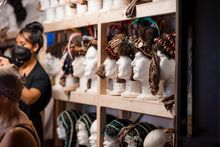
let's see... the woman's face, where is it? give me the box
[116,56,132,80]
[16,33,37,53]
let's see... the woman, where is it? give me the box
[0,64,40,147]
[0,21,52,146]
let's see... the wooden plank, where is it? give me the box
[52,87,69,101]
[69,92,97,105]
[43,0,176,32]
[96,106,106,147]
[136,0,176,17]
[100,95,173,118]
[97,23,108,95]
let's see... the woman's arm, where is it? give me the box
[21,87,41,105]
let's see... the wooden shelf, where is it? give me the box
[52,87,69,102]
[100,95,173,118]
[43,0,176,32]
[69,92,97,106]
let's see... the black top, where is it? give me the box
[19,61,51,146]
[19,61,51,116]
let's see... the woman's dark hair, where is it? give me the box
[19,21,44,54]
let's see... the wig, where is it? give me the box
[104,119,133,139]
[118,122,157,147]
[57,109,81,147]
[132,27,159,59]
[76,113,96,136]
[153,33,176,59]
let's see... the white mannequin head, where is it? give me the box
[89,119,97,147]
[131,51,150,81]
[157,50,175,97]
[84,46,98,78]
[143,129,172,147]
[76,113,96,146]
[103,136,119,147]
[103,57,118,79]
[116,56,132,80]
[56,122,67,140]
[124,135,137,147]
[56,110,81,147]
[77,121,90,146]
[72,55,85,78]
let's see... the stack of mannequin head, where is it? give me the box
[110,33,142,98]
[89,115,117,147]
[96,33,127,95]
[76,112,96,146]
[118,122,157,147]
[104,119,133,147]
[56,109,82,147]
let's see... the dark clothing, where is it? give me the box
[19,61,52,147]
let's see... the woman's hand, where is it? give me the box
[0,57,10,66]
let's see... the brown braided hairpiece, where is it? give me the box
[118,124,136,146]
[105,34,126,60]
[96,64,106,79]
[149,54,161,95]
[87,39,97,48]
[160,95,175,115]
[133,37,153,59]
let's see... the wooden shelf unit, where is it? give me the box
[69,92,97,106]
[100,95,173,118]
[43,0,176,32]
[46,0,176,146]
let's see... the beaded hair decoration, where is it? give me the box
[153,33,176,59]
[105,34,126,60]
[132,27,159,59]
[118,122,157,147]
